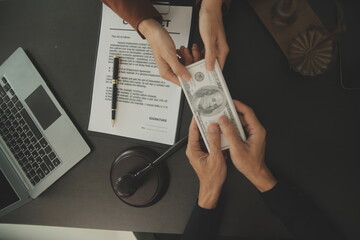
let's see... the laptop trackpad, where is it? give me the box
[0,169,20,210]
[25,86,61,130]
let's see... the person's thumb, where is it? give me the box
[204,39,216,71]
[218,116,243,149]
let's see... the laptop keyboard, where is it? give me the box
[0,76,62,186]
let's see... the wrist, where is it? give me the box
[201,0,223,8]
[246,168,277,193]
[198,183,222,209]
[138,18,162,38]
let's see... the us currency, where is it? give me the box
[179,59,246,151]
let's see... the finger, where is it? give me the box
[156,59,180,86]
[187,118,201,151]
[176,49,185,65]
[218,115,244,149]
[181,46,194,66]
[216,40,229,70]
[167,54,191,81]
[203,38,216,71]
[192,43,202,62]
[207,123,223,159]
[233,100,266,140]
[233,100,263,130]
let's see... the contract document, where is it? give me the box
[89,4,192,145]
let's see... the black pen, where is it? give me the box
[112,56,120,127]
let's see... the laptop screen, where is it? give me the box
[0,169,20,210]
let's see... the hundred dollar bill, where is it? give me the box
[179,59,246,151]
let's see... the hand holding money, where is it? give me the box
[178,57,246,152]
[217,100,277,192]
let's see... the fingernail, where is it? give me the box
[218,116,228,126]
[184,73,191,81]
[208,124,219,133]
[206,62,214,71]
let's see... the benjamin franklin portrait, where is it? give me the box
[193,86,226,116]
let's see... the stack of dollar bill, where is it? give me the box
[179,59,246,152]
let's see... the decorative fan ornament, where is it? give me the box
[288,27,335,77]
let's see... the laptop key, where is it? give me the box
[4,109,10,116]
[11,106,17,114]
[11,95,18,103]
[4,95,10,103]
[15,101,23,111]
[8,125,15,133]
[27,172,33,180]
[19,119,25,127]
[30,136,37,144]
[44,146,52,154]
[3,128,9,135]
[40,163,49,175]
[36,169,45,179]
[13,132,19,139]
[24,138,31,146]
[15,113,21,121]
[28,157,35,165]
[29,169,36,178]
[17,152,24,160]
[30,178,36,186]
[39,138,48,148]
[33,175,40,184]
[28,144,35,152]
[35,143,41,151]
[52,158,61,167]
[10,139,16,146]
[20,132,26,141]
[43,155,54,171]
[23,125,30,133]
[13,145,20,153]
[20,144,27,152]
[24,150,31,159]
[49,152,56,160]
[12,120,19,128]
[24,163,32,172]
[32,162,39,170]
[0,87,5,97]
[20,109,42,139]
[5,120,11,128]
[1,77,7,84]
[16,138,22,145]
[38,149,45,158]
[7,101,14,109]
[0,103,6,110]
[0,114,7,122]
[35,156,42,164]
[3,84,10,92]
[26,131,34,138]
[8,114,15,122]
[9,146,16,155]
[32,150,39,158]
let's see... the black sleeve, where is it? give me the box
[180,202,222,240]
[261,181,344,240]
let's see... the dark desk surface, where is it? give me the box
[1,0,359,239]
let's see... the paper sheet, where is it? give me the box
[88,4,192,145]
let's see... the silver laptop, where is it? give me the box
[0,48,91,217]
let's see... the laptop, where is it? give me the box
[0,48,91,217]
